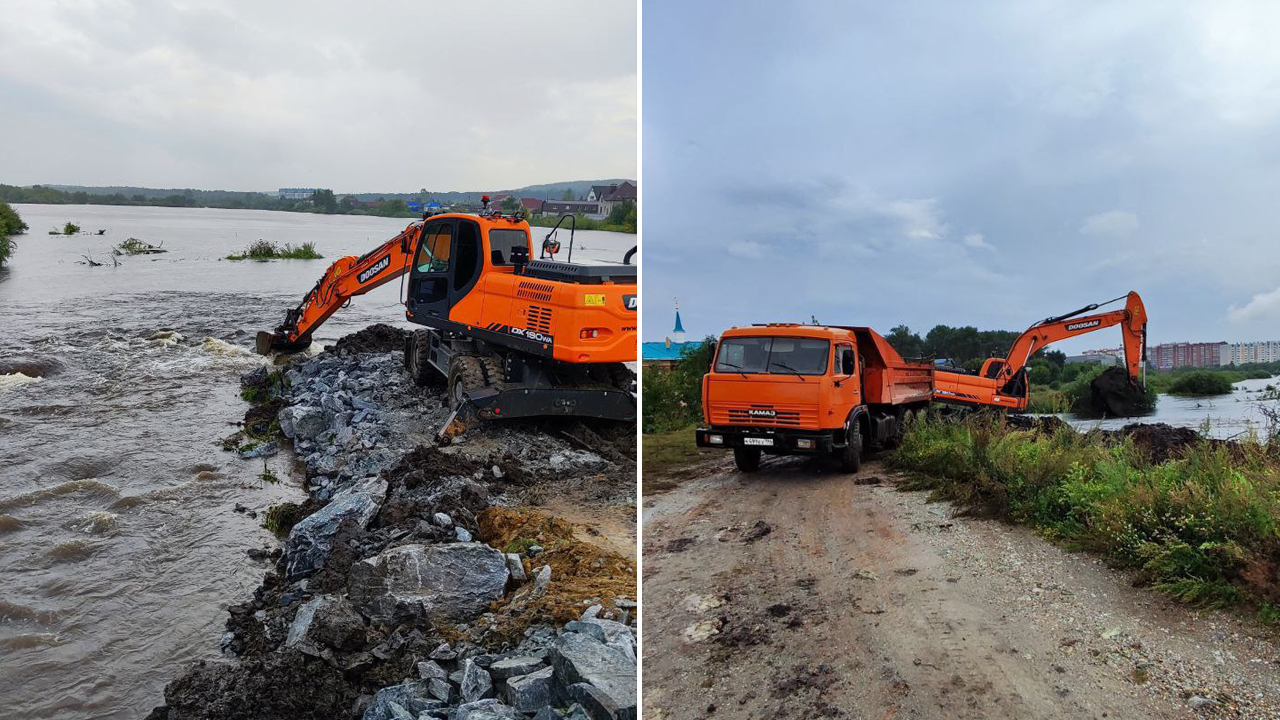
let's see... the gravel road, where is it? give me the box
[641,455,1280,720]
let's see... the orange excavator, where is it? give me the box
[932,292,1148,413]
[257,199,637,431]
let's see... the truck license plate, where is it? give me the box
[743,437,773,447]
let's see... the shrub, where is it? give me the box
[641,338,714,433]
[1166,371,1234,396]
[226,240,323,261]
[63,221,81,235]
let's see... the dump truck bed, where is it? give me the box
[835,326,935,406]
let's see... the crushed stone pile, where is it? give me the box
[149,327,636,720]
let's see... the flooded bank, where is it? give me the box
[1057,376,1280,439]
[0,204,636,719]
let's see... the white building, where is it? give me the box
[1227,340,1280,365]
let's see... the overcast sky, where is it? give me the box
[0,0,636,192]
[644,0,1280,351]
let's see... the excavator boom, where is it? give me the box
[256,223,419,354]
[933,292,1147,412]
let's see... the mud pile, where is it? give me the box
[150,327,637,720]
[1083,366,1153,418]
[325,324,410,356]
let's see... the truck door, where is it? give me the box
[407,219,455,319]
[832,342,860,418]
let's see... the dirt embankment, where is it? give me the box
[642,456,1280,720]
[149,325,637,720]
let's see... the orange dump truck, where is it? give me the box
[695,324,934,472]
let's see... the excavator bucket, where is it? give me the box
[436,404,481,441]
[255,331,312,355]
[1087,367,1151,417]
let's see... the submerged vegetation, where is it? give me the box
[1162,371,1243,397]
[225,240,323,261]
[890,413,1280,615]
[0,200,24,266]
[113,237,167,255]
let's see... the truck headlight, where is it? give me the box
[796,438,814,449]
[708,434,723,445]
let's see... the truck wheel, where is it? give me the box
[407,330,435,386]
[447,355,485,411]
[839,426,863,473]
[733,447,761,473]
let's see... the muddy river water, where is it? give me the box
[1059,375,1280,439]
[0,204,636,719]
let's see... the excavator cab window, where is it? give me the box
[416,223,453,274]
[410,220,454,308]
[489,228,530,265]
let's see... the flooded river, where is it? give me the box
[1058,376,1280,439]
[0,204,636,719]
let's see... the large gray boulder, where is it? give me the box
[284,594,365,655]
[362,681,442,720]
[454,699,521,720]
[281,476,387,580]
[489,655,545,680]
[503,665,554,712]
[549,632,636,720]
[460,658,494,702]
[278,405,328,440]
[348,543,508,625]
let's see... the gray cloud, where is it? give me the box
[0,0,636,190]
[643,0,1280,349]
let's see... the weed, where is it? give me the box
[260,463,279,484]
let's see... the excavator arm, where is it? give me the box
[991,291,1147,389]
[933,292,1147,412]
[256,222,422,354]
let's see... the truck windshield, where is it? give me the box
[715,336,830,375]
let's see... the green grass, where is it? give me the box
[1025,385,1070,413]
[643,426,721,494]
[226,240,323,261]
[889,412,1280,613]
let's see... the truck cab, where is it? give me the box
[695,324,933,472]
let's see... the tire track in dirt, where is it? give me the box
[640,457,1223,720]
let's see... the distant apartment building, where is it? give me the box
[1151,341,1228,370]
[278,188,319,200]
[1227,340,1280,365]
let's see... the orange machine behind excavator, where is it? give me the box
[933,291,1148,412]
[258,200,637,428]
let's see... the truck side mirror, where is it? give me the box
[707,340,718,372]
[841,349,856,375]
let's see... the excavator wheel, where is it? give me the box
[406,330,437,386]
[476,356,506,391]
[447,355,487,412]
[733,446,761,473]
[608,363,637,394]
[838,425,863,473]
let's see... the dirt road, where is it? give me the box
[642,456,1280,720]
